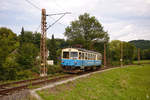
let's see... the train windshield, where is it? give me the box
[70,52,78,59]
[63,52,69,59]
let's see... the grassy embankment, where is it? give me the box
[37,63,150,100]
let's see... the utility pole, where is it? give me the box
[104,43,106,67]
[120,42,123,67]
[138,48,140,64]
[40,8,47,76]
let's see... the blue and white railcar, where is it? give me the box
[61,48,102,72]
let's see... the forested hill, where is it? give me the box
[129,40,150,49]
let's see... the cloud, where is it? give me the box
[0,0,150,41]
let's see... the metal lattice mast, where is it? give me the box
[40,9,47,76]
[104,43,106,67]
[39,9,70,76]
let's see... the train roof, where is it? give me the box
[62,48,101,55]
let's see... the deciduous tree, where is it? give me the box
[64,13,109,50]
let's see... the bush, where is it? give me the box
[17,70,33,80]
[47,64,63,74]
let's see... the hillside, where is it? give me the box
[129,40,150,49]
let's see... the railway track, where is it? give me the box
[0,74,74,96]
[0,66,116,97]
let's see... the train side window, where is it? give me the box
[85,53,87,60]
[63,52,69,59]
[70,52,78,59]
[92,54,94,60]
[82,53,84,60]
[88,54,89,60]
[93,54,94,60]
[79,52,82,59]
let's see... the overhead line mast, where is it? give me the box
[40,8,71,76]
[40,9,47,76]
[24,0,71,76]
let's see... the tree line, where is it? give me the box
[0,13,149,81]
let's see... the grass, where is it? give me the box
[133,60,150,64]
[37,64,150,100]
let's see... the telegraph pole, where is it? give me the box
[138,48,140,64]
[104,43,106,67]
[40,8,47,76]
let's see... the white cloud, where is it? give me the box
[0,0,150,41]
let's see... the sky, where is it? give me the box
[0,0,150,41]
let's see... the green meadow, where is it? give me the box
[37,64,150,100]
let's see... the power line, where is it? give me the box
[25,0,41,10]
[46,14,66,30]
[46,12,71,30]
[53,1,66,12]
[46,12,71,16]
[47,16,66,27]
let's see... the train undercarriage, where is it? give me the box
[62,65,101,73]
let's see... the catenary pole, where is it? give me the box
[40,9,47,76]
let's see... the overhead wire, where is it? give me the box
[25,0,41,11]
[48,1,70,27]
[47,16,67,27]
[24,0,70,32]
[53,1,66,12]
[46,14,66,30]
[52,0,76,20]
[24,0,41,33]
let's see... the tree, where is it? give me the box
[47,34,57,64]
[33,33,41,49]
[16,43,38,70]
[18,31,34,44]
[20,27,25,47]
[64,13,109,50]
[108,40,136,65]
[143,49,150,60]
[2,53,18,80]
[0,27,19,80]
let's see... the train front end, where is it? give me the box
[61,48,81,72]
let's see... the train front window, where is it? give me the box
[70,52,78,59]
[63,52,69,59]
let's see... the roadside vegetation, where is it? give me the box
[37,64,150,100]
